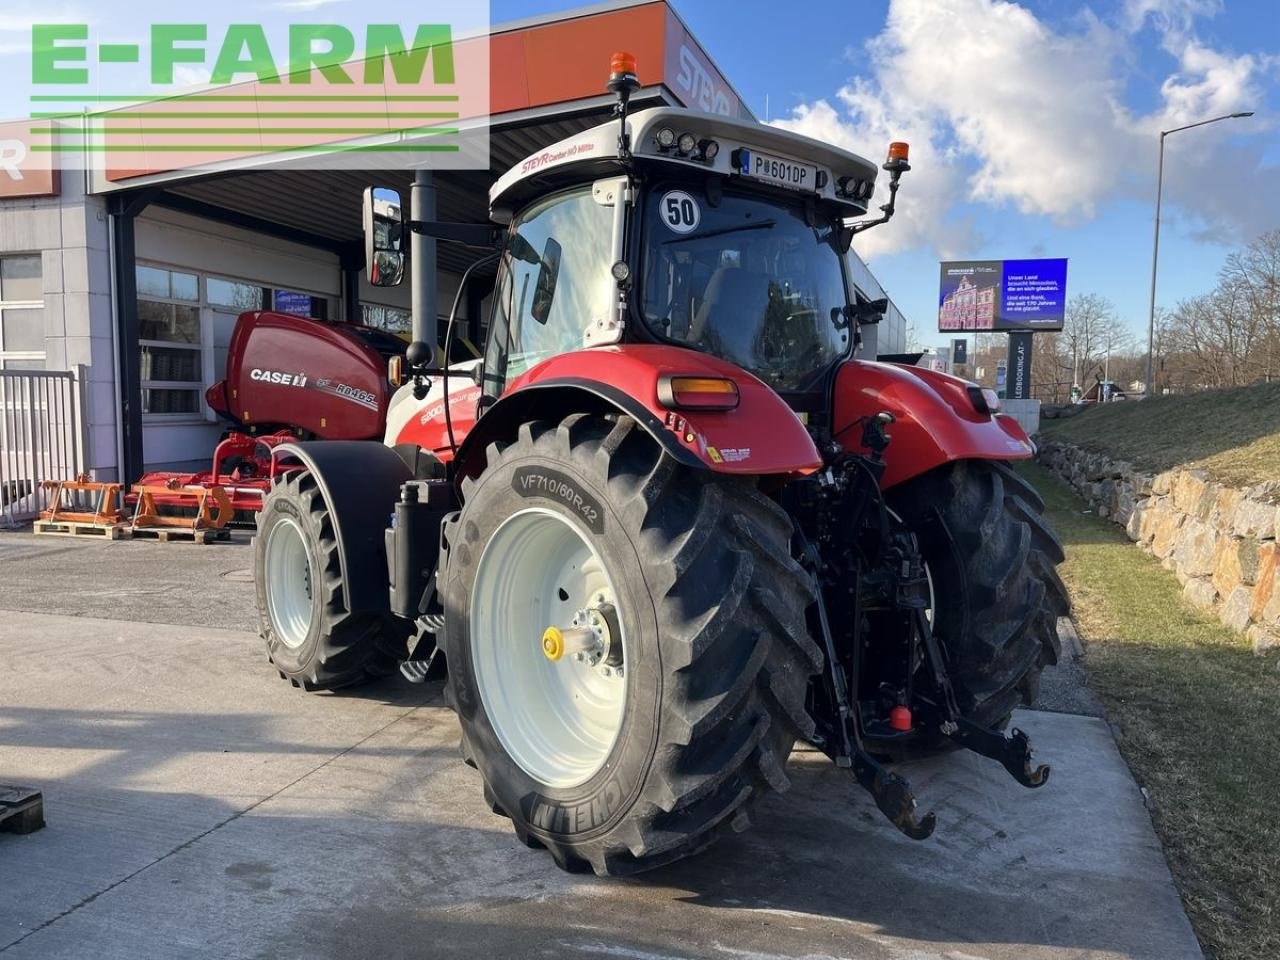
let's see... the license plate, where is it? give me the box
[736,149,816,191]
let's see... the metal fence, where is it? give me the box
[0,366,90,527]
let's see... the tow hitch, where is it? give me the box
[851,752,937,840]
[945,718,1050,788]
[910,602,1051,790]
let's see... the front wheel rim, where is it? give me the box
[470,507,628,789]
[264,516,315,649]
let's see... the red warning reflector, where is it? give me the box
[889,705,913,732]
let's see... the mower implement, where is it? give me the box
[251,51,1071,875]
[130,481,234,535]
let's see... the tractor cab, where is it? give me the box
[479,100,907,422]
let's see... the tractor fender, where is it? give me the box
[452,345,822,480]
[271,441,411,615]
[832,360,1035,490]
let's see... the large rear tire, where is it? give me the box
[255,470,410,690]
[440,414,822,875]
[885,459,1068,757]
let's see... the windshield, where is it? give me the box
[484,186,615,396]
[640,186,852,391]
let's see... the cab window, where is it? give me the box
[484,187,615,396]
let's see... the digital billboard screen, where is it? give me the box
[938,258,1068,332]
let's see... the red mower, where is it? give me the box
[253,53,1068,876]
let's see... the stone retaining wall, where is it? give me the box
[1036,439,1280,653]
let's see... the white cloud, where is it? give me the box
[772,0,1272,258]
[774,93,980,260]
[1122,0,1221,40]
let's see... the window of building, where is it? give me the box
[274,289,329,320]
[208,278,269,312]
[0,255,45,371]
[137,265,203,416]
[361,303,412,334]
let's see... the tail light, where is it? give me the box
[657,375,740,411]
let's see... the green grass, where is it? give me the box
[1040,381,1280,488]
[1020,461,1280,960]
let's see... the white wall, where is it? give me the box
[137,208,343,297]
[0,175,117,477]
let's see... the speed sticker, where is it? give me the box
[659,190,701,234]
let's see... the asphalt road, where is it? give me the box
[0,530,1194,960]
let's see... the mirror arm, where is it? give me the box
[845,158,910,243]
[408,220,503,248]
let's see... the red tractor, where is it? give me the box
[254,54,1068,875]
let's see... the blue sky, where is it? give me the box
[496,0,1279,348]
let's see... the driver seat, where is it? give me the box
[688,265,772,354]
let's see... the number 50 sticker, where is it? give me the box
[660,190,700,234]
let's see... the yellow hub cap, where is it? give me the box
[541,626,565,661]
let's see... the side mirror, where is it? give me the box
[363,186,405,287]
[506,231,541,265]
[530,237,563,325]
[850,297,889,326]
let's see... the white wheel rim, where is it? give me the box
[264,516,315,649]
[470,507,627,789]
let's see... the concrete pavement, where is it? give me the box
[0,605,1202,960]
[0,528,258,632]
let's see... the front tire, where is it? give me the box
[440,414,822,875]
[255,470,410,690]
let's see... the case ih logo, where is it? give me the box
[251,368,307,388]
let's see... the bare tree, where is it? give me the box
[1059,293,1131,391]
[1220,229,1280,382]
[1162,270,1269,390]
[1031,331,1072,403]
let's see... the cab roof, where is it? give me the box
[489,106,882,222]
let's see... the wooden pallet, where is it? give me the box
[129,526,232,545]
[33,519,130,540]
[0,786,44,834]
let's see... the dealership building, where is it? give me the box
[0,0,907,489]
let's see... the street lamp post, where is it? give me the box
[1144,111,1253,398]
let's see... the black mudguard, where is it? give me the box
[272,441,411,616]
